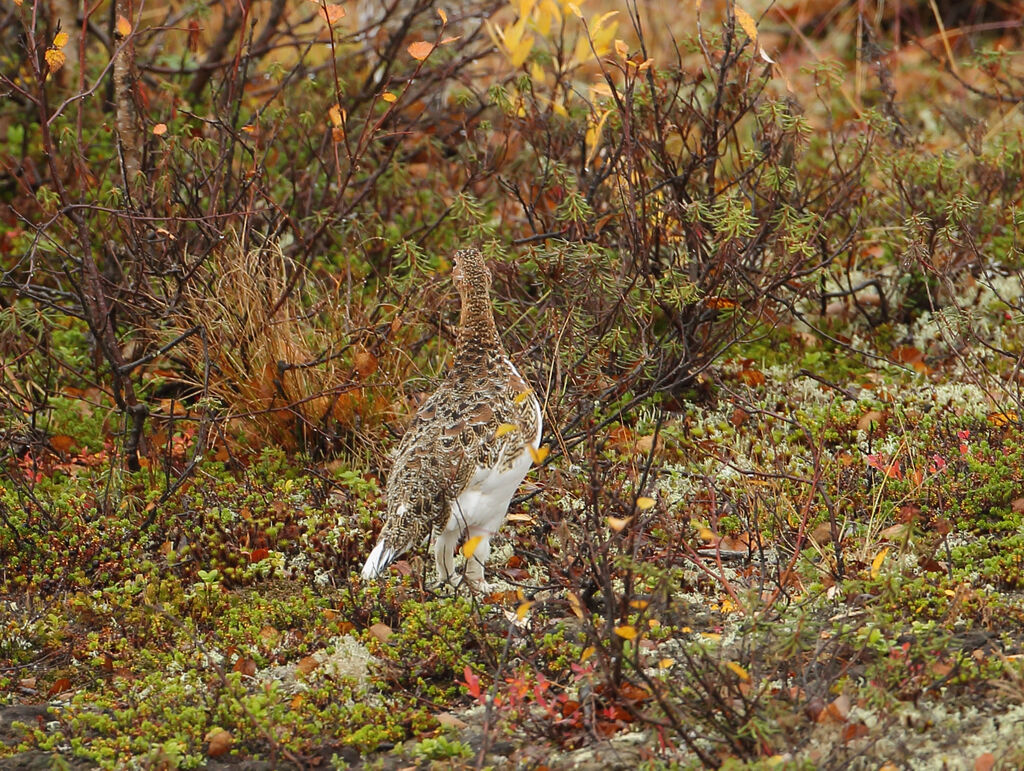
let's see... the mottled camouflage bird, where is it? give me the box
[361,247,542,591]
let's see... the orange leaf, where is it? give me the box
[516,601,533,620]
[44,48,65,73]
[53,32,69,48]
[738,368,765,386]
[974,753,996,771]
[116,15,132,37]
[49,434,75,452]
[152,123,167,136]
[606,516,631,532]
[318,3,345,25]
[987,411,1018,427]
[734,5,757,42]
[437,7,448,24]
[407,41,434,60]
[614,625,638,640]
[381,91,397,103]
[47,677,72,697]
[528,444,549,464]
[705,296,737,309]
[353,349,378,378]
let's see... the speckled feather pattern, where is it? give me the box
[361,248,542,588]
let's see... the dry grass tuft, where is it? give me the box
[170,234,366,453]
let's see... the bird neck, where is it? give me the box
[455,289,503,366]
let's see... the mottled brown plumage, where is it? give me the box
[361,248,542,590]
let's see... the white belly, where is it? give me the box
[444,447,533,535]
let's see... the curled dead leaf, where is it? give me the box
[205,728,233,757]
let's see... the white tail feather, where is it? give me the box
[361,541,397,579]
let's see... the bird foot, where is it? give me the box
[466,578,493,595]
[429,574,492,596]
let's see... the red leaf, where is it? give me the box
[48,677,72,697]
[462,665,482,702]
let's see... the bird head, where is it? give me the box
[451,247,492,297]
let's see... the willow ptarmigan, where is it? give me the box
[361,247,542,591]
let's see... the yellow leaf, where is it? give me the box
[568,592,584,619]
[495,423,518,438]
[513,389,534,404]
[721,598,736,613]
[636,496,655,510]
[658,657,675,669]
[988,411,1018,427]
[726,661,750,681]
[870,546,889,579]
[567,3,582,18]
[116,15,132,37]
[528,444,549,464]
[606,516,631,532]
[516,601,533,620]
[587,10,619,57]
[437,7,447,24]
[734,5,757,43]
[318,4,346,25]
[381,92,397,103]
[614,39,628,59]
[53,32,69,48]
[407,41,434,60]
[614,625,638,640]
[585,109,612,167]
[509,31,534,67]
[629,599,648,609]
[580,645,595,661]
[152,123,168,136]
[44,48,66,73]
[698,526,715,541]
[328,104,342,127]
[439,35,461,45]
[462,535,483,560]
